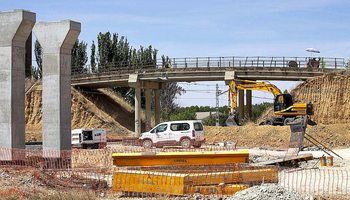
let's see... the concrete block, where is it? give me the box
[34,20,80,152]
[0,10,35,152]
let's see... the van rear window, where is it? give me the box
[194,122,203,131]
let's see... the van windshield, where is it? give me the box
[194,122,203,131]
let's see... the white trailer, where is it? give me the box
[71,128,107,149]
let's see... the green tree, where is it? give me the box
[33,40,42,79]
[71,39,88,74]
[90,40,96,73]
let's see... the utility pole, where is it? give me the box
[216,84,228,126]
[216,84,220,126]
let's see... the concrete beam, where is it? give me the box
[0,10,36,154]
[34,20,81,151]
[224,71,235,85]
[128,74,140,88]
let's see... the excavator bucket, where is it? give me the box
[226,114,238,126]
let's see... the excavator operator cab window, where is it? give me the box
[274,94,294,111]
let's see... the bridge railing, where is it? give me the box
[72,56,346,76]
[170,56,345,69]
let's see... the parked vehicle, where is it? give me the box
[71,128,107,149]
[138,120,205,148]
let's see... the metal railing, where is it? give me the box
[71,56,346,76]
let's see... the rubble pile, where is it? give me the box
[227,184,303,200]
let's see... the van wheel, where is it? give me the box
[180,138,191,148]
[193,144,202,148]
[143,139,153,149]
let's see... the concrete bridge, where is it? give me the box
[71,56,346,135]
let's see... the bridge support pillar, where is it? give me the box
[34,20,81,152]
[135,87,142,135]
[0,10,35,155]
[145,87,151,131]
[144,82,164,130]
[246,90,252,121]
[155,89,160,125]
[239,89,244,123]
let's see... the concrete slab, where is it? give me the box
[33,20,80,152]
[0,10,35,155]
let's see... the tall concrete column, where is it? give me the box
[134,87,141,135]
[0,10,36,153]
[145,87,151,131]
[246,90,252,121]
[154,89,160,125]
[34,20,80,151]
[239,89,244,123]
[129,75,142,136]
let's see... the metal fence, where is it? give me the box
[0,148,349,199]
[72,56,346,76]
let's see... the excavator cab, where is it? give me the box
[274,94,294,112]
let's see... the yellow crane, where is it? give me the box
[226,80,314,126]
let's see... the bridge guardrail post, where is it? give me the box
[232,57,235,68]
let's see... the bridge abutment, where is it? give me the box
[34,20,81,152]
[0,10,36,155]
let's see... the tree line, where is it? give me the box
[170,102,273,126]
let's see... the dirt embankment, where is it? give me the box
[25,80,140,142]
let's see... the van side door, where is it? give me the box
[153,123,169,143]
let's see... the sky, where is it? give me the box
[3,0,350,107]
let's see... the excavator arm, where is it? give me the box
[226,80,282,126]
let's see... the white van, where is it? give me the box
[138,120,205,148]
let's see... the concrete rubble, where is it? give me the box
[226,184,303,200]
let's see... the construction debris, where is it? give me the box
[227,184,303,200]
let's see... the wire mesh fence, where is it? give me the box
[0,148,349,199]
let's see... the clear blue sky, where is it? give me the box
[3,0,350,107]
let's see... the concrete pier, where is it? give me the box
[0,10,36,154]
[34,20,80,151]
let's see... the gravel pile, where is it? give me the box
[226,184,303,200]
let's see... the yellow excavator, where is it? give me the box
[226,80,314,126]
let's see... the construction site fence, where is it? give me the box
[1,148,349,198]
[71,56,346,75]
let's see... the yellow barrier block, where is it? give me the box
[112,150,249,166]
[113,170,186,196]
[112,168,278,196]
